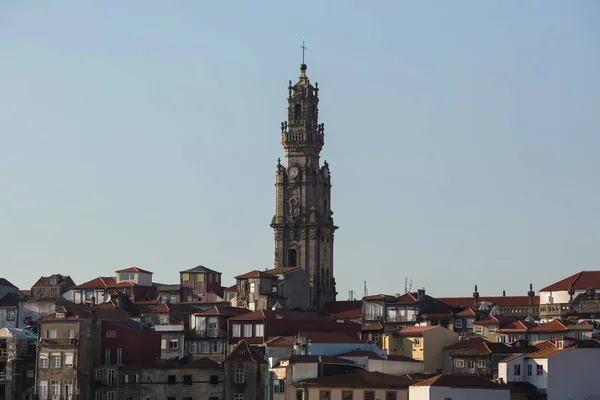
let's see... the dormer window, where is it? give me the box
[49,275,60,285]
[119,273,135,281]
[557,340,564,349]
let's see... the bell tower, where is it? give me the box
[271,63,338,307]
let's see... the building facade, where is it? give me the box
[271,63,337,307]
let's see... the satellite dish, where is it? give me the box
[102,294,111,303]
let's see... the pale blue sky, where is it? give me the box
[1,1,598,298]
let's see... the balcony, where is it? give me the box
[40,338,79,347]
[190,327,227,338]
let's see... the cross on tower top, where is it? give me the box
[301,39,307,65]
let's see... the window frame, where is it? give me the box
[235,368,245,383]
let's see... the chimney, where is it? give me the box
[503,290,506,297]
[417,289,425,300]
[91,296,96,306]
[318,356,324,377]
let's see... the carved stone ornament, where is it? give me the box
[309,229,316,239]
[301,229,307,240]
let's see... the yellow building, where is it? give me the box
[472,316,502,342]
[383,326,458,373]
[294,370,413,400]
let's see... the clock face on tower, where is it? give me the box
[288,166,299,179]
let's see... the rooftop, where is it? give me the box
[412,374,506,389]
[438,295,540,307]
[115,266,153,274]
[180,265,221,274]
[234,270,278,280]
[398,325,441,337]
[225,340,266,363]
[541,271,600,292]
[298,370,415,389]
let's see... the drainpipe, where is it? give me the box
[318,356,324,378]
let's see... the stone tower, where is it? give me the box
[271,63,338,307]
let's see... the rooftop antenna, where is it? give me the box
[348,290,354,301]
[364,281,368,297]
[409,279,413,293]
[404,277,408,294]
[301,38,307,64]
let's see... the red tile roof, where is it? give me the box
[224,284,238,292]
[456,308,477,316]
[412,374,505,389]
[446,337,487,350]
[386,354,422,363]
[115,266,153,274]
[534,340,555,350]
[362,322,383,331]
[333,308,362,319]
[497,320,536,333]
[279,355,356,365]
[398,326,441,337]
[73,277,136,290]
[541,271,600,292]
[41,305,129,322]
[198,306,250,317]
[362,294,390,301]
[396,293,418,302]
[234,270,278,280]
[321,300,362,314]
[20,290,32,297]
[529,319,568,333]
[31,275,70,288]
[298,370,415,389]
[265,267,303,275]
[438,296,539,307]
[225,340,266,363]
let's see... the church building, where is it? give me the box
[271,63,338,307]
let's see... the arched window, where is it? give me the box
[294,104,301,120]
[288,249,297,267]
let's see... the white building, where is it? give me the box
[498,340,600,399]
[409,374,510,400]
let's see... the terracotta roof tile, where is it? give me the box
[180,265,221,274]
[497,320,536,333]
[456,308,477,316]
[541,271,600,292]
[224,284,238,292]
[280,355,356,365]
[362,322,383,331]
[298,370,414,389]
[529,319,568,333]
[224,340,266,363]
[386,355,422,363]
[362,294,391,301]
[198,306,249,317]
[19,290,32,297]
[398,326,440,337]
[235,270,278,280]
[265,267,304,275]
[115,266,153,274]
[395,293,418,302]
[333,308,362,319]
[447,337,487,350]
[412,374,505,389]
[73,277,140,290]
[31,274,71,288]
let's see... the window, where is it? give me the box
[454,319,463,329]
[169,294,177,304]
[209,274,214,283]
[248,302,255,311]
[319,391,330,400]
[46,330,57,339]
[477,360,486,368]
[488,326,497,333]
[183,375,192,385]
[386,392,397,400]
[297,390,304,400]
[119,273,135,281]
[169,339,179,350]
[474,326,483,334]
[64,353,74,368]
[244,324,253,337]
[27,369,34,379]
[197,273,204,282]
[189,342,197,353]
[255,324,264,337]
[39,381,48,400]
[208,317,218,336]
[235,368,244,383]
[210,341,222,353]
[107,369,115,386]
[107,392,115,400]
[527,364,532,376]
[468,360,475,369]
[467,319,474,328]
[288,249,297,267]
[537,365,543,375]
[413,338,421,346]
[6,310,15,321]
[51,380,60,397]
[342,391,353,400]
[210,375,219,385]
[234,395,244,400]
[250,282,255,293]
[182,273,189,282]
[95,393,103,400]
[96,369,104,380]
[64,380,73,400]
[232,324,241,337]
[117,348,123,364]
[39,354,49,368]
[513,364,521,376]
[557,341,564,349]
[161,339,167,350]
[274,378,286,393]
[201,341,209,353]
[105,330,118,338]
[105,348,111,364]
[67,328,75,338]
[168,375,176,384]
[51,354,61,368]
[364,391,375,400]
[454,359,464,368]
